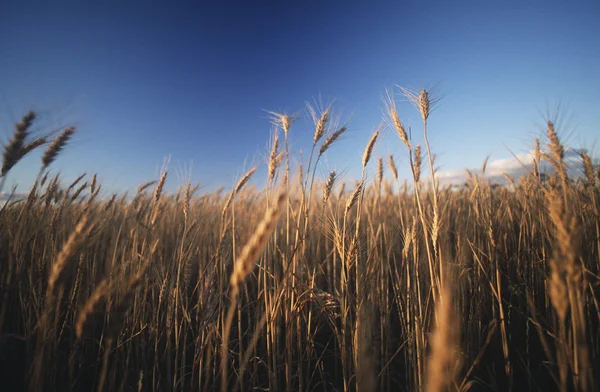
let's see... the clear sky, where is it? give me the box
[1,1,599,194]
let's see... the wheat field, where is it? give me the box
[0,89,599,392]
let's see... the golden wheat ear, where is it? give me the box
[319,125,347,157]
[362,128,379,168]
[75,279,110,339]
[229,190,286,293]
[323,171,336,203]
[388,154,399,181]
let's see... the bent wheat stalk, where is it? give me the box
[221,191,286,392]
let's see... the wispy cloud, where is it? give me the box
[0,192,28,201]
[437,147,594,186]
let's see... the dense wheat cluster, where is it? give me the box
[1,89,599,392]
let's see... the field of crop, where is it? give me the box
[0,89,598,392]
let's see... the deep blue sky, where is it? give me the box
[1,1,599,194]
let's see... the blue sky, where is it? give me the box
[1,1,599,194]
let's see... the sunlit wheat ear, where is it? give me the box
[399,86,442,122]
[222,166,257,220]
[154,171,168,204]
[296,162,304,190]
[182,183,191,220]
[75,278,110,339]
[323,171,336,203]
[308,103,331,144]
[419,89,430,120]
[266,111,297,135]
[534,138,541,164]
[229,191,286,295]
[332,223,344,259]
[268,134,279,181]
[581,151,595,186]
[383,89,409,147]
[402,225,413,259]
[413,145,422,183]
[319,125,347,157]
[234,167,257,194]
[47,213,95,298]
[345,181,363,214]
[90,174,97,194]
[388,155,399,181]
[1,111,36,177]
[41,127,75,170]
[274,152,285,175]
[425,284,460,392]
[546,121,564,163]
[136,180,157,195]
[362,128,380,168]
[345,234,359,264]
[377,157,383,185]
[221,191,235,221]
[480,156,490,176]
[547,190,582,320]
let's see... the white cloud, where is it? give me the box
[0,192,27,201]
[436,147,594,186]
